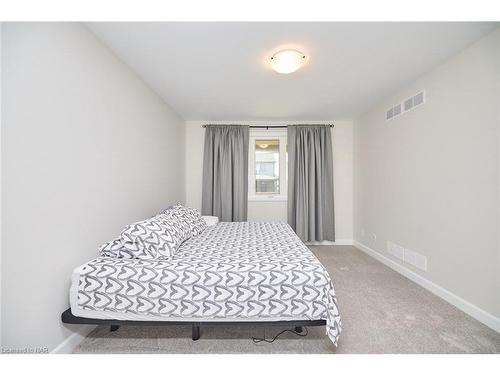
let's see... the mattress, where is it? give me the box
[70,222,342,345]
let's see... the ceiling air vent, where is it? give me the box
[386,90,425,121]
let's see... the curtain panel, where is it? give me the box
[287,125,335,241]
[201,125,249,222]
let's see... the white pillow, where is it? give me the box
[202,216,219,226]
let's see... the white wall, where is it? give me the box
[353,28,500,319]
[185,120,353,242]
[0,22,3,347]
[1,23,185,351]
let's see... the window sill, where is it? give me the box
[248,196,288,202]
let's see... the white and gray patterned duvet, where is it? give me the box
[71,222,342,345]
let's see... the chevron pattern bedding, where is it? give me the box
[159,204,208,237]
[100,205,208,260]
[72,222,342,345]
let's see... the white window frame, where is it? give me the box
[248,129,287,201]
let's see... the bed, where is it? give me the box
[64,221,342,345]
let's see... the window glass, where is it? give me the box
[255,139,279,194]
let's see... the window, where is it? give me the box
[255,140,280,194]
[248,129,287,201]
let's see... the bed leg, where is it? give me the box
[110,325,120,332]
[294,326,303,333]
[192,324,200,341]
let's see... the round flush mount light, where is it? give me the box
[270,49,306,74]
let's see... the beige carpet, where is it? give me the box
[74,245,500,354]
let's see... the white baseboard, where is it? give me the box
[353,240,500,333]
[333,239,354,246]
[306,239,353,246]
[51,325,96,354]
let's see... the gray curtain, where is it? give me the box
[201,125,249,222]
[288,125,335,241]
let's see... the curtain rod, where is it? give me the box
[201,124,334,129]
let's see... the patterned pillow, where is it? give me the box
[99,237,138,259]
[99,225,166,260]
[99,205,207,260]
[119,214,187,258]
[183,207,208,236]
[160,204,207,237]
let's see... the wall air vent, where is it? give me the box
[404,97,414,111]
[413,91,424,106]
[386,103,401,121]
[393,103,401,116]
[386,90,425,121]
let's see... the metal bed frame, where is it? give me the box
[61,308,326,341]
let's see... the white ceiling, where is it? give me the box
[87,22,497,121]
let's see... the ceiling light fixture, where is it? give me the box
[270,49,306,74]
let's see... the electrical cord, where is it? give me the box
[252,326,308,344]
